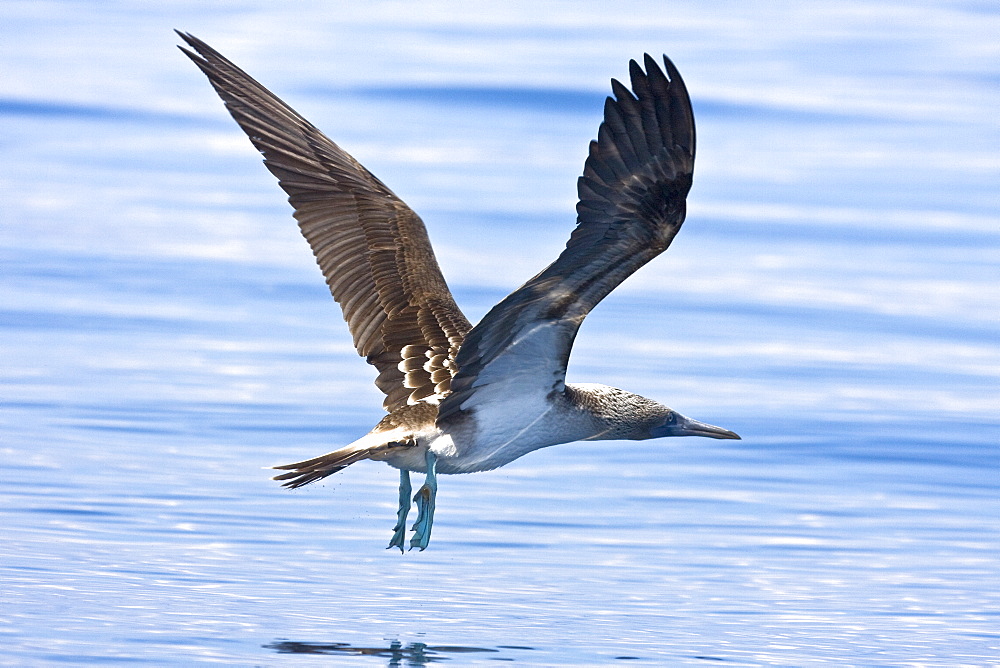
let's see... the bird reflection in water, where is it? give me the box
[265,639,524,665]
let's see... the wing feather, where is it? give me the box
[439,54,695,423]
[178,32,472,411]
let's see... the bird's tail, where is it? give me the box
[271,429,415,489]
[271,445,374,489]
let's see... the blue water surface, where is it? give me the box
[2,1,998,665]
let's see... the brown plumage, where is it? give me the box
[178,32,471,412]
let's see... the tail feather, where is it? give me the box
[272,448,373,489]
[271,432,415,489]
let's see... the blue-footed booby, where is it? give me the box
[179,32,740,551]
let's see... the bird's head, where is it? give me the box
[567,383,740,441]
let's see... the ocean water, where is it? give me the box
[2,1,998,665]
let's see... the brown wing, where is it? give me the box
[439,54,695,423]
[178,32,472,411]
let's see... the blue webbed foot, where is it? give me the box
[409,451,437,551]
[387,468,412,552]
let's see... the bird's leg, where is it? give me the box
[387,468,412,552]
[409,451,438,551]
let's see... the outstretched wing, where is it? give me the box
[438,54,695,423]
[178,32,472,411]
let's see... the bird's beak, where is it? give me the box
[655,413,741,440]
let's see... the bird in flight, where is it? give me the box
[178,32,740,551]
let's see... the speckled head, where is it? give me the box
[566,383,740,442]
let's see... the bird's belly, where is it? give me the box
[378,429,486,474]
